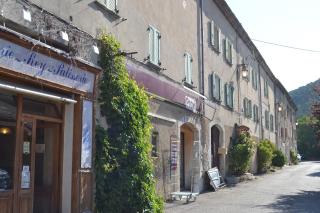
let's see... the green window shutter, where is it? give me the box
[211,73,215,99]
[224,83,228,106]
[218,28,222,53]
[230,43,233,64]
[156,31,161,65]
[149,26,155,63]
[216,76,221,100]
[189,55,192,84]
[184,53,188,82]
[224,39,227,60]
[248,100,252,118]
[210,20,215,46]
[243,98,247,117]
[230,86,234,108]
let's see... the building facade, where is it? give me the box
[0,0,297,212]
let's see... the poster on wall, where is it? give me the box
[81,100,93,169]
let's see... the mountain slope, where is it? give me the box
[289,79,320,118]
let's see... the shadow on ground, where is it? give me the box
[307,172,320,177]
[259,190,320,213]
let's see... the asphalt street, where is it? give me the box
[165,161,320,213]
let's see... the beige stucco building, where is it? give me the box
[0,0,297,212]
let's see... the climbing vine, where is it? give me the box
[95,34,163,213]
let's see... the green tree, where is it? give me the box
[297,116,320,160]
[95,35,163,213]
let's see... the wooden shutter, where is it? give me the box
[211,73,215,99]
[156,31,160,65]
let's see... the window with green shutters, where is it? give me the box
[96,0,118,13]
[210,20,221,53]
[224,83,234,109]
[211,73,221,101]
[184,53,193,85]
[224,38,233,65]
[265,110,270,129]
[148,25,161,66]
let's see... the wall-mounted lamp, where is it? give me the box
[23,9,31,22]
[92,45,99,55]
[0,127,11,135]
[59,31,69,42]
[238,63,249,78]
[278,105,283,112]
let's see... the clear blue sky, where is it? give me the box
[226,0,320,91]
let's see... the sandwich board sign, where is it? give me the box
[207,167,225,191]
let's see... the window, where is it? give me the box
[270,114,274,132]
[265,110,270,130]
[151,132,159,157]
[0,93,17,190]
[280,128,284,138]
[252,68,258,90]
[285,128,288,139]
[253,104,259,123]
[224,38,233,65]
[96,0,119,13]
[211,73,221,101]
[184,52,193,85]
[210,20,221,52]
[264,79,269,98]
[224,83,234,109]
[243,98,252,118]
[148,26,161,66]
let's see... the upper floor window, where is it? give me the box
[210,20,221,52]
[151,132,159,157]
[270,114,274,132]
[224,83,234,109]
[148,26,161,66]
[243,98,252,118]
[253,104,259,123]
[264,79,269,98]
[224,38,233,65]
[265,110,270,130]
[252,68,258,90]
[211,73,221,102]
[184,52,193,85]
[96,0,119,14]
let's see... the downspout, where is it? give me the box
[200,0,205,98]
[258,64,263,140]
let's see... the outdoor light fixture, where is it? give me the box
[92,45,99,54]
[278,105,283,112]
[59,31,69,42]
[238,63,249,78]
[23,9,31,22]
[0,127,11,135]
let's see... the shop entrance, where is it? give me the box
[0,93,64,213]
[18,119,61,213]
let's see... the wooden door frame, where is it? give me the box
[12,95,64,213]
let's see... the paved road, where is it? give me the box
[165,161,320,213]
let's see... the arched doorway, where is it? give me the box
[211,125,220,169]
[180,123,196,191]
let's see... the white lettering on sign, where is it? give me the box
[0,38,95,93]
[185,96,197,113]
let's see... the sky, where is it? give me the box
[225,0,320,91]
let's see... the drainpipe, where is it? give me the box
[200,0,205,98]
[258,64,263,140]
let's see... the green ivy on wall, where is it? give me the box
[95,34,163,213]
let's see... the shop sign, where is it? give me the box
[0,38,95,93]
[185,96,197,113]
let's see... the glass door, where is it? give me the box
[18,119,35,213]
